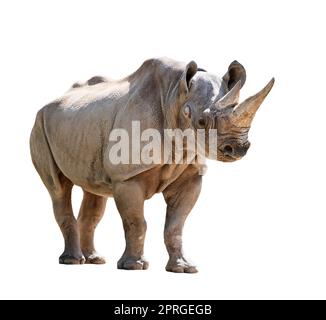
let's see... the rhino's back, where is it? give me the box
[41,80,131,193]
[40,76,164,195]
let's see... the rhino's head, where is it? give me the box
[178,60,274,162]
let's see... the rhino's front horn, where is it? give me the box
[232,78,275,127]
[215,80,242,109]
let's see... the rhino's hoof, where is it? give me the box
[85,253,106,265]
[59,254,85,265]
[117,257,149,270]
[166,258,198,273]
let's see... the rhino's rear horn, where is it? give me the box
[215,80,242,109]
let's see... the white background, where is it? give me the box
[0,0,325,300]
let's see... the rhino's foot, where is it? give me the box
[166,257,198,273]
[59,253,85,265]
[85,252,106,265]
[117,256,149,270]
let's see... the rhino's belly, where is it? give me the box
[75,179,114,197]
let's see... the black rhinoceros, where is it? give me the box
[30,57,274,272]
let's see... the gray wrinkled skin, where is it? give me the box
[30,57,274,272]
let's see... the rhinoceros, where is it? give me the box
[30,57,274,273]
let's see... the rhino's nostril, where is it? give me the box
[197,118,206,127]
[223,145,234,155]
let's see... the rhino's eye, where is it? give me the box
[184,105,191,117]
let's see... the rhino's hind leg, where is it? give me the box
[30,111,84,265]
[78,190,107,264]
[113,181,148,270]
[52,182,85,265]
[162,169,202,273]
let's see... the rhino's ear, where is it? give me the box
[223,60,246,91]
[179,61,198,96]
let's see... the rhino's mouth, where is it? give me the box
[218,154,238,162]
[224,155,237,162]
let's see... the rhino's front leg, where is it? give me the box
[114,181,148,270]
[163,170,202,273]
